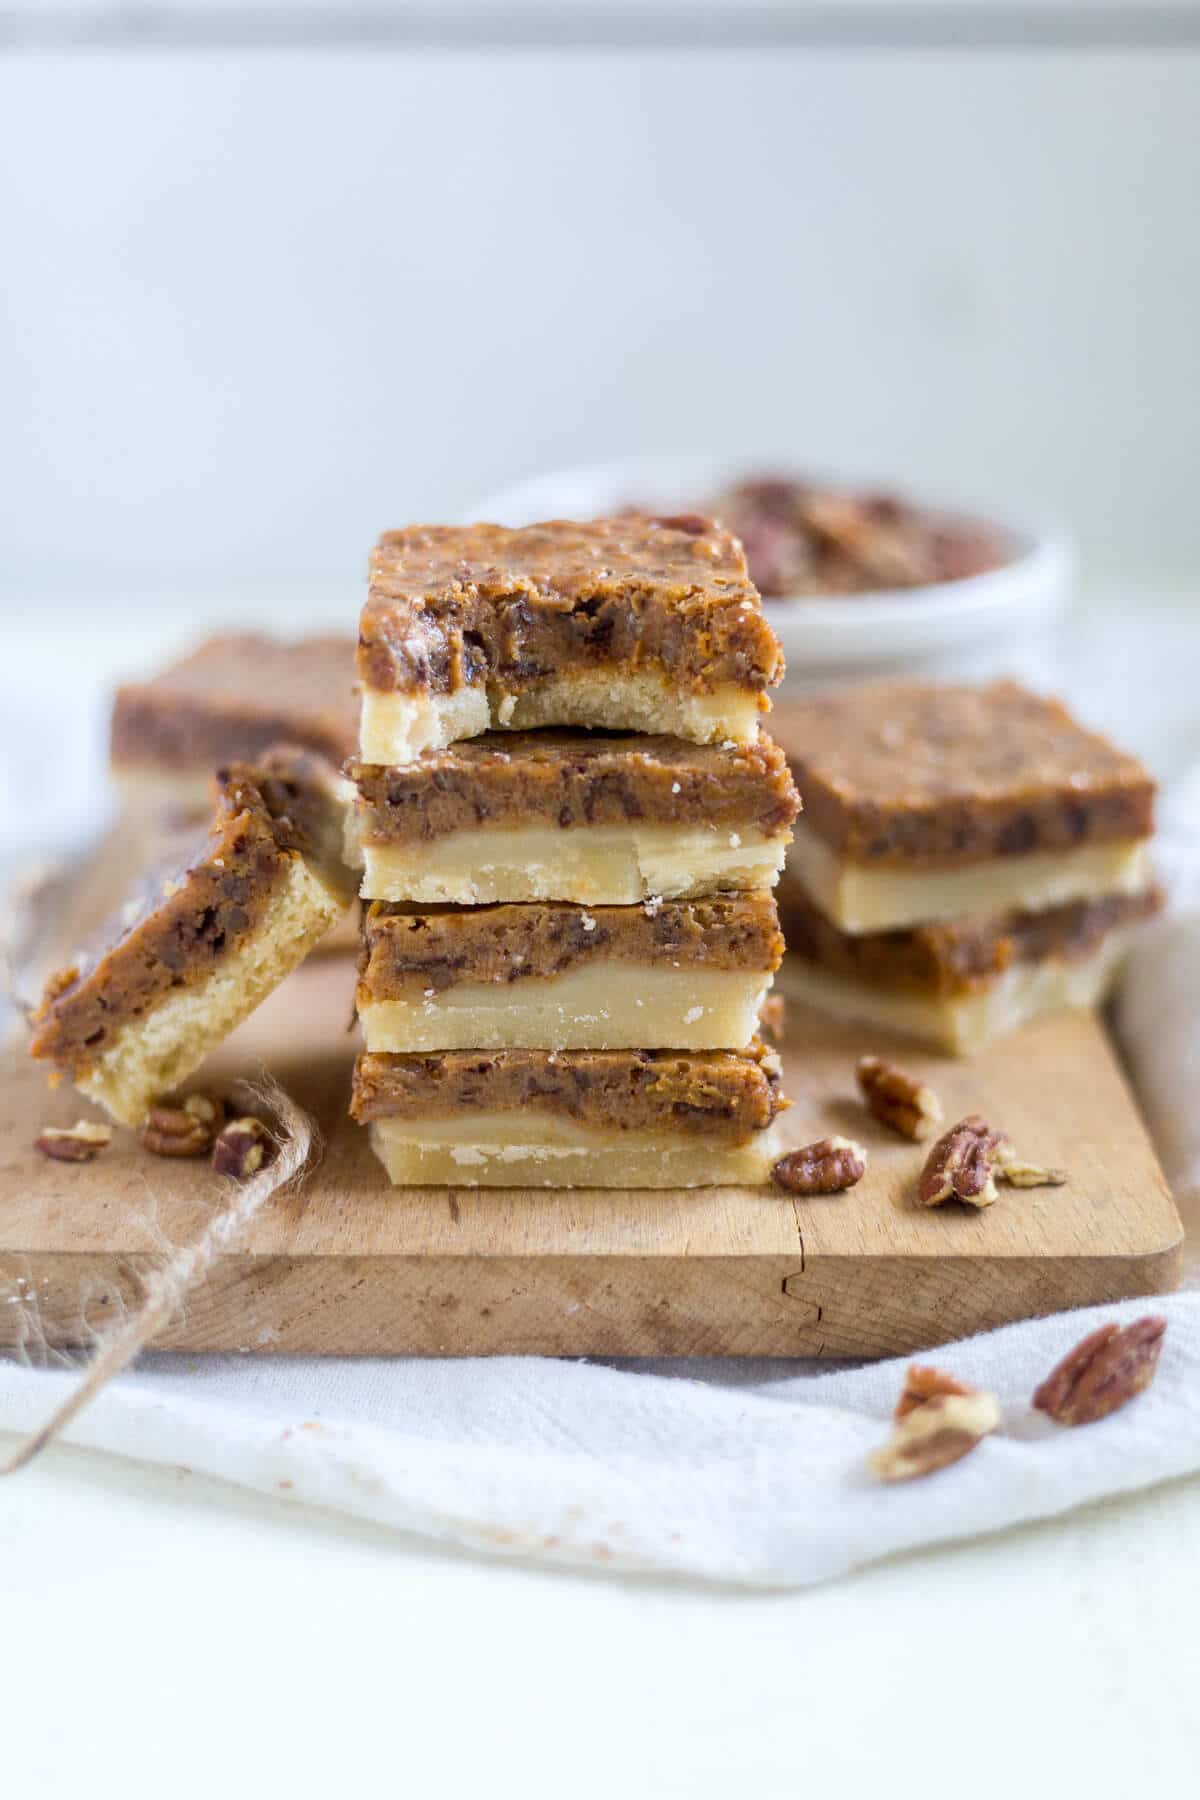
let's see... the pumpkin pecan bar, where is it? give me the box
[349,729,799,905]
[111,633,358,818]
[774,681,1156,933]
[357,894,785,1053]
[358,517,785,762]
[351,1041,787,1187]
[29,748,356,1125]
[779,882,1163,1053]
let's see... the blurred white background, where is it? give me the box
[2,1,1199,628]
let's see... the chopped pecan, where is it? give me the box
[773,1135,867,1195]
[34,1120,112,1163]
[995,1142,1067,1189]
[1033,1316,1166,1426]
[869,1389,1001,1482]
[916,1115,1003,1208]
[212,1115,274,1180]
[895,1363,974,1420]
[141,1092,226,1158]
[856,1055,943,1141]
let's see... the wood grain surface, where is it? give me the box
[0,944,1182,1358]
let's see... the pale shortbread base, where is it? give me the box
[359,823,787,905]
[359,963,774,1053]
[788,819,1153,934]
[76,858,349,1125]
[779,931,1135,1056]
[359,673,764,764]
[368,1114,784,1188]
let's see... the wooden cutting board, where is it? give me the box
[0,937,1182,1358]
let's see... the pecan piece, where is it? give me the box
[1033,1316,1166,1426]
[995,1142,1067,1189]
[773,1135,867,1195]
[35,1120,112,1163]
[916,1115,1003,1208]
[857,1055,943,1142]
[212,1115,274,1180]
[869,1389,1001,1482]
[894,1363,974,1420]
[141,1093,226,1159]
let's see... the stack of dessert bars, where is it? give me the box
[345,517,801,1187]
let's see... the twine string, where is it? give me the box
[2,1078,315,1476]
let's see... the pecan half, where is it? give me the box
[141,1093,226,1159]
[916,1115,1003,1208]
[995,1142,1067,1189]
[857,1055,943,1141]
[773,1135,867,1195]
[895,1363,974,1420]
[212,1116,274,1180]
[1033,1316,1166,1426]
[869,1389,1000,1482]
[34,1120,112,1163]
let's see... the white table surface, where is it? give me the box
[4,587,1199,1793]
[4,1438,1199,1796]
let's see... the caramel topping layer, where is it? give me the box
[350,730,799,846]
[29,747,352,1079]
[111,633,359,774]
[359,895,784,999]
[359,517,784,699]
[352,1042,784,1141]
[773,681,1155,865]
[780,881,1163,999]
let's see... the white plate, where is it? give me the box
[468,454,1075,687]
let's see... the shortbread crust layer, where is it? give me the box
[367,1115,785,1188]
[359,673,766,763]
[773,680,1155,864]
[359,962,775,1052]
[787,819,1153,934]
[359,824,788,905]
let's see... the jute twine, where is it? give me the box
[2,1077,316,1476]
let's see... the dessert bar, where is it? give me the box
[111,633,359,817]
[776,681,1155,933]
[779,883,1163,1054]
[29,748,356,1124]
[358,518,784,762]
[349,730,799,905]
[351,1042,787,1187]
[357,895,785,1052]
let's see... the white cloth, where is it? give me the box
[0,1296,1198,1587]
[3,601,1200,1587]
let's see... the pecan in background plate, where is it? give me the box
[34,1120,112,1163]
